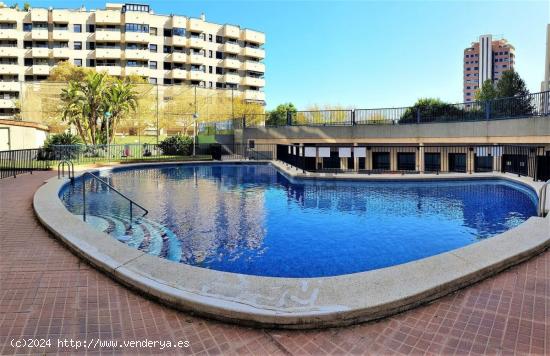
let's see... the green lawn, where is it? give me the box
[112,135,166,144]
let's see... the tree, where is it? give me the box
[103,80,138,143]
[59,73,139,145]
[266,103,296,126]
[23,2,29,11]
[48,61,92,82]
[474,80,498,101]
[400,98,465,123]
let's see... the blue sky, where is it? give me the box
[24,0,549,109]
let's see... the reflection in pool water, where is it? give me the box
[60,164,538,277]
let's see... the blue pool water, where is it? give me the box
[60,164,538,277]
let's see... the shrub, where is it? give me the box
[38,132,82,160]
[399,98,466,124]
[158,134,193,156]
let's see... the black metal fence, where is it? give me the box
[0,143,279,179]
[276,144,549,181]
[245,91,550,127]
[0,148,52,179]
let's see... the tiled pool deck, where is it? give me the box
[0,171,549,355]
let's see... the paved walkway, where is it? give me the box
[0,172,548,355]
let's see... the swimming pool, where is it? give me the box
[59,163,538,278]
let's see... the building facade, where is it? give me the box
[541,25,550,91]
[463,34,515,102]
[0,2,266,116]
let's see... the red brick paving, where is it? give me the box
[0,171,549,355]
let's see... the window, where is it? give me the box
[163,62,172,70]
[23,23,32,32]
[163,78,172,85]
[73,24,82,33]
[86,42,95,50]
[208,66,213,74]
[149,44,157,52]
[215,51,223,59]
[149,61,157,69]
[150,27,157,36]
[216,35,223,44]
[74,41,82,50]
[209,50,213,58]
[173,27,185,36]
[208,34,213,42]
[216,67,223,74]
[74,59,82,67]
[24,58,32,66]
[163,28,172,37]
[149,77,157,84]
[87,24,95,33]
[216,82,223,88]
[125,23,149,33]
[163,45,172,54]
[23,41,32,49]
[87,59,95,67]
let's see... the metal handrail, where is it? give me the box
[58,159,75,182]
[81,172,148,226]
[537,180,550,217]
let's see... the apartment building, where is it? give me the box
[0,2,266,116]
[463,34,515,102]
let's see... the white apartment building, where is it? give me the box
[0,2,266,116]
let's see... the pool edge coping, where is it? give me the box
[33,160,550,329]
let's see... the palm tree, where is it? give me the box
[79,72,107,144]
[104,79,138,144]
[60,81,89,144]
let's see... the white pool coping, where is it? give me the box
[33,160,550,329]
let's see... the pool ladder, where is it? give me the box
[81,172,149,228]
[538,180,550,217]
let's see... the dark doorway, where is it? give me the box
[449,153,467,172]
[424,152,441,172]
[397,152,416,171]
[372,152,390,170]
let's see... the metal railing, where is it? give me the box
[0,148,51,179]
[245,91,550,128]
[82,172,148,227]
[538,180,550,217]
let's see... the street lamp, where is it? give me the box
[193,113,198,156]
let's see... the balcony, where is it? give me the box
[51,10,70,23]
[170,52,188,63]
[243,90,265,102]
[242,29,265,44]
[188,37,205,49]
[0,81,19,91]
[223,24,240,39]
[0,99,16,108]
[30,64,50,75]
[223,58,240,69]
[31,9,48,22]
[52,47,71,58]
[31,47,49,57]
[96,66,121,76]
[52,30,70,41]
[188,53,204,64]
[94,31,121,42]
[171,16,187,28]
[188,70,205,81]
[242,76,265,87]
[170,68,187,80]
[242,61,265,72]
[242,46,265,59]
[31,29,48,41]
[0,64,19,74]
[187,18,205,32]
[170,36,186,47]
[95,10,121,24]
[124,49,149,60]
[124,11,149,24]
[0,47,21,57]
[0,29,18,40]
[95,48,122,59]
[124,66,149,77]
[124,32,149,43]
[223,73,240,84]
[223,42,240,54]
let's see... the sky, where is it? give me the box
[23,0,550,110]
